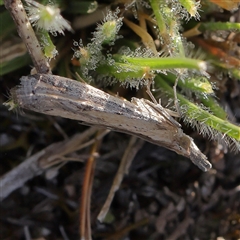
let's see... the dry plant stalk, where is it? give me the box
[4,0,50,73]
[98,136,144,222]
[0,127,98,200]
[9,73,211,171]
[80,130,103,240]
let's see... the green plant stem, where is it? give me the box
[160,74,226,120]
[117,55,206,71]
[149,0,185,56]
[149,0,166,36]
[199,95,227,120]
[155,75,240,141]
[96,62,151,81]
[161,73,213,94]
[179,0,197,17]
[199,22,240,31]
[38,30,57,59]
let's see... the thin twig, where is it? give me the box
[98,136,144,222]
[105,218,149,240]
[80,130,103,240]
[0,127,97,201]
[167,216,194,240]
[4,0,50,73]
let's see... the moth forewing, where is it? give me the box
[142,99,181,128]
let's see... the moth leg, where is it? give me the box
[173,74,181,116]
[146,80,158,104]
[144,99,181,128]
[145,79,180,118]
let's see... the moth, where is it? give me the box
[6,73,212,171]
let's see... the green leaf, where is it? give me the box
[0,54,31,76]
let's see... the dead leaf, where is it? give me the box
[209,0,240,11]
